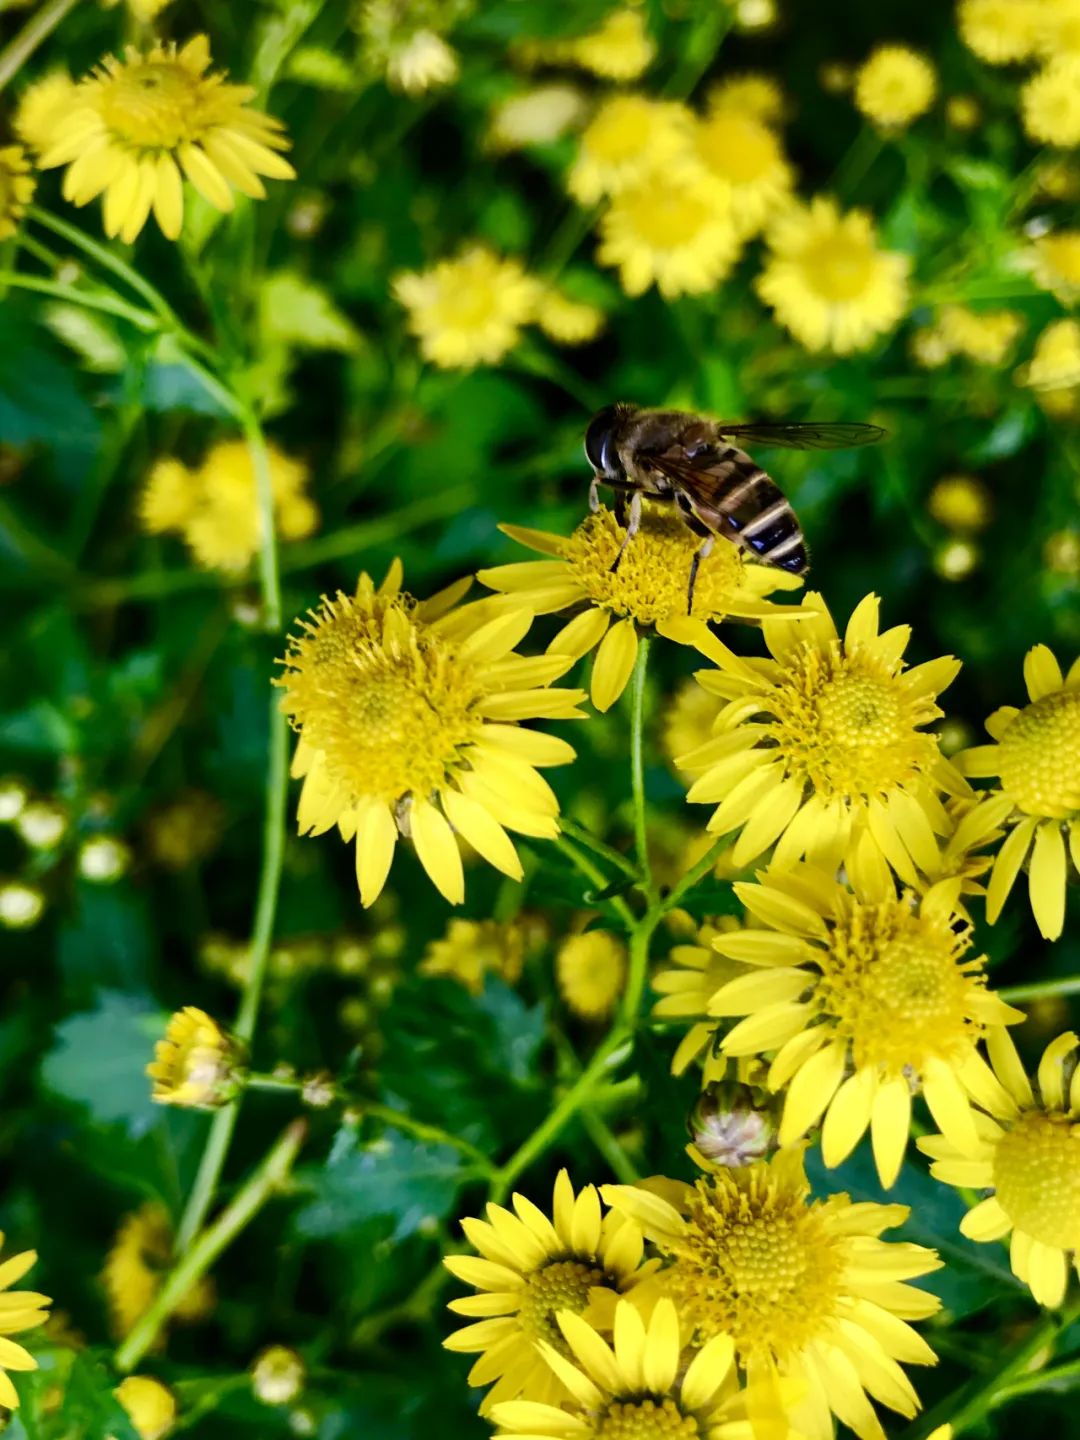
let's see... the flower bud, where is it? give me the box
[78,835,131,883]
[0,881,45,930]
[251,1344,305,1406]
[147,1007,244,1109]
[113,1376,177,1440]
[688,1082,778,1169]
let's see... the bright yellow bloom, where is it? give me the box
[393,245,539,369]
[708,863,1023,1187]
[277,565,585,907]
[420,916,536,994]
[927,474,993,532]
[661,678,720,772]
[0,146,35,241]
[707,72,785,125]
[139,440,317,573]
[958,0,1043,62]
[490,1297,750,1440]
[651,919,749,1082]
[443,1170,651,1412]
[1022,57,1080,146]
[13,70,75,155]
[38,36,294,244]
[1031,230,1080,302]
[564,8,655,81]
[919,1029,1080,1308]
[680,592,965,889]
[693,110,793,239]
[103,1203,213,1339]
[147,1006,242,1109]
[567,96,692,205]
[603,1148,941,1440]
[114,1376,177,1440]
[478,508,802,713]
[757,197,910,354]
[854,45,936,129]
[1019,318,1080,392]
[0,1239,49,1410]
[1034,0,1080,56]
[937,305,1025,366]
[535,288,605,345]
[598,171,742,298]
[955,644,1080,940]
[386,30,459,95]
[556,930,626,1021]
[487,85,587,151]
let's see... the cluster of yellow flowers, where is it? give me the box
[959,0,1080,144]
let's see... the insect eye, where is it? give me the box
[584,406,619,474]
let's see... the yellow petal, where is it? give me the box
[441,787,523,880]
[411,798,464,904]
[354,800,396,907]
[822,1068,877,1168]
[922,1059,979,1157]
[960,1197,1011,1243]
[547,606,610,660]
[871,1079,911,1188]
[1023,643,1063,702]
[779,1040,848,1143]
[985,817,1037,924]
[591,617,638,712]
[643,1297,680,1394]
[1029,820,1067,940]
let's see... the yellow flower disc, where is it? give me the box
[995,690,1080,818]
[518,1259,608,1352]
[992,1112,1080,1249]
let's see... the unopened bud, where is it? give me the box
[251,1345,305,1406]
[688,1083,777,1169]
[112,1376,177,1440]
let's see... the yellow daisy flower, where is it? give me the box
[38,36,295,244]
[419,916,536,994]
[490,1297,751,1440]
[707,863,1023,1187]
[146,1006,243,1109]
[0,146,35,242]
[918,1029,1080,1308]
[661,678,721,774]
[1031,230,1080,303]
[276,565,585,907]
[567,96,692,205]
[597,171,742,298]
[1018,318,1080,393]
[103,1203,213,1339]
[651,919,749,1082]
[679,591,964,888]
[443,1170,651,1412]
[114,1376,178,1440]
[958,0,1043,62]
[955,644,1080,940]
[937,305,1025,366]
[487,85,587,152]
[565,8,655,81]
[603,1148,942,1440]
[1022,57,1080,146]
[477,507,802,713]
[854,45,937,129]
[556,930,626,1022]
[13,70,75,155]
[707,72,786,125]
[393,245,539,369]
[0,1238,49,1410]
[927,474,992,533]
[757,198,910,354]
[692,110,794,240]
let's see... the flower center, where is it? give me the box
[564,507,748,624]
[992,1111,1080,1249]
[434,284,500,331]
[100,60,206,149]
[278,593,485,806]
[802,235,876,301]
[815,900,981,1073]
[621,189,714,249]
[596,1399,700,1438]
[767,643,939,799]
[518,1259,607,1350]
[697,113,780,184]
[662,1174,845,1361]
[996,690,1080,818]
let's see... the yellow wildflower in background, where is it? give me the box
[937,305,1025,366]
[147,1006,242,1109]
[958,0,1042,62]
[535,288,605,345]
[1019,318,1080,392]
[443,1170,650,1411]
[854,45,937,129]
[598,171,742,298]
[487,85,587,152]
[490,1298,749,1440]
[478,507,802,712]
[420,916,537,994]
[386,31,459,95]
[603,1149,941,1440]
[103,1203,213,1339]
[707,71,785,125]
[38,36,295,243]
[114,1376,177,1440]
[709,864,1023,1186]
[1031,230,1080,302]
[680,592,963,886]
[567,96,691,205]
[394,246,539,369]
[0,147,35,241]
[651,919,749,1081]
[757,198,910,354]
[1034,0,1080,55]
[564,8,655,80]
[0,1238,49,1409]
[1022,57,1080,145]
[139,440,318,573]
[956,644,1080,940]
[277,565,584,907]
[251,1344,305,1405]
[928,474,992,532]
[13,70,74,154]
[693,110,793,239]
[661,678,719,771]
[556,930,626,1021]
[919,1029,1080,1307]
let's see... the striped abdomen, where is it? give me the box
[710,447,807,575]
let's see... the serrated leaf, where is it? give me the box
[41,992,163,1137]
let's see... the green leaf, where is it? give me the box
[259,271,362,353]
[286,44,358,90]
[41,992,163,1137]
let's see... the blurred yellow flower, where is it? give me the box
[147,1006,242,1109]
[919,1029,1080,1307]
[113,1376,177,1440]
[487,84,586,151]
[139,440,318,573]
[567,95,691,204]
[598,172,743,298]
[603,1148,941,1440]
[937,305,1025,365]
[710,863,1022,1186]
[1020,318,1080,391]
[478,507,802,712]
[756,197,910,354]
[103,1203,213,1339]
[13,70,74,154]
[693,110,793,238]
[564,8,655,80]
[1022,57,1080,145]
[934,537,980,581]
[0,1238,49,1410]
[956,643,1080,940]
[420,917,535,994]
[651,919,748,1081]
[277,565,585,907]
[1034,0,1080,55]
[928,474,992,532]
[393,245,539,368]
[38,36,295,243]
[1032,230,1080,302]
[251,1345,305,1406]
[945,94,982,129]
[556,930,626,1021]
[855,45,937,129]
[958,0,1042,62]
[707,71,785,124]
[0,146,35,241]
[444,1170,651,1411]
[661,678,719,771]
[387,30,459,95]
[535,288,605,345]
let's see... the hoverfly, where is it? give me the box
[583,403,886,611]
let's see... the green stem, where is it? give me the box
[581,1105,639,1185]
[240,410,282,635]
[628,635,652,894]
[999,976,1080,1004]
[115,1120,306,1374]
[657,837,729,916]
[174,1105,239,1256]
[664,7,731,99]
[833,126,884,199]
[621,913,657,1029]
[560,817,639,882]
[995,1354,1080,1403]
[0,272,158,330]
[553,834,637,930]
[360,1103,494,1171]
[0,0,79,94]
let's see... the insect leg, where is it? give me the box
[686,535,714,614]
[609,488,642,572]
[674,491,714,614]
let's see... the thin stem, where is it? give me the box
[175,1105,239,1256]
[1000,976,1080,1004]
[115,1120,306,1373]
[833,126,884,199]
[629,635,652,895]
[620,913,657,1029]
[560,817,639,882]
[360,1103,494,1171]
[0,272,158,330]
[240,410,282,635]
[995,1354,1080,1402]
[657,837,729,917]
[0,0,79,94]
[553,834,637,930]
[581,1106,639,1184]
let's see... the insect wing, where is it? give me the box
[717,421,886,450]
